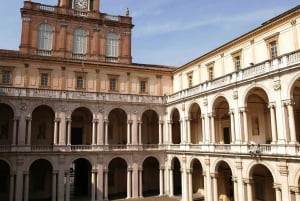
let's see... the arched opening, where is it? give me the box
[172,157,182,196]
[0,104,14,145]
[70,158,92,200]
[108,157,127,200]
[71,107,93,145]
[108,108,127,145]
[171,109,181,144]
[292,80,300,143]
[246,88,271,144]
[142,157,159,197]
[214,97,231,144]
[29,159,53,201]
[0,160,10,201]
[216,161,234,201]
[191,159,204,199]
[141,110,159,144]
[189,103,202,144]
[31,105,54,145]
[250,164,275,201]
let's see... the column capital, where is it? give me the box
[243,178,253,184]
[239,107,248,113]
[186,168,193,174]
[208,113,216,118]
[290,186,300,193]
[268,102,276,108]
[103,118,109,123]
[54,118,61,122]
[66,117,72,122]
[25,116,32,121]
[273,183,281,190]
[210,172,218,178]
[128,120,133,124]
[93,119,99,123]
[282,99,295,106]
[159,120,164,124]
[167,120,173,124]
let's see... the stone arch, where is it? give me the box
[141,109,159,144]
[242,84,271,106]
[190,158,205,198]
[108,108,127,145]
[188,102,203,144]
[289,76,300,142]
[170,157,182,196]
[0,159,11,201]
[170,108,181,144]
[0,103,14,145]
[214,160,234,201]
[142,156,160,197]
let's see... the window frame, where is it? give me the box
[38,69,52,88]
[106,33,119,61]
[187,71,193,88]
[139,78,148,94]
[73,28,87,55]
[37,23,53,52]
[107,74,119,92]
[264,32,280,60]
[75,71,87,90]
[206,62,215,81]
[231,49,242,71]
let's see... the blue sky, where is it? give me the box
[0,1,299,67]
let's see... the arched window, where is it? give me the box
[37,24,53,51]
[73,28,87,55]
[106,33,119,59]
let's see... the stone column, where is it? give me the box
[273,184,282,201]
[15,162,24,201]
[244,178,253,201]
[204,158,211,201]
[52,171,57,201]
[65,171,70,201]
[91,170,96,201]
[229,110,236,143]
[12,118,18,145]
[211,173,218,201]
[180,119,184,144]
[186,116,191,144]
[26,117,32,145]
[286,101,296,143]
[104,169,108,200]
[97,114,104,145]
[201,114,206,143]
[168,120,173,144]
[9,173,14,201]
[241,108,249,143]
[269,103,278,143]
[127,120,132,145]
[104,119,109,145]
[138,120,142,145]
[187,169,193,201]
[53,118,60,145]
[233,177,238,201]
[24,171,29,201]
[159,120,163,145]
[209,114,215,143]
[92,119,98,145]
[169,168,174,196]
[66,118,71,145]
[295,188,300,201]
[57,165,65,201]
[159,167,164,196]
[127,168,132,198]
[139,168,143,198]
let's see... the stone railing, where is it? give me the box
[167,50,300,104]
[105,14,119,21]
[0,87,165,104]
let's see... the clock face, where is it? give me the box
[74,0,88,10]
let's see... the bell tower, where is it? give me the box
[19,0,133,64]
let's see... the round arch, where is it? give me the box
[142,157,160,197]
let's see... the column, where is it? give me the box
[274,184,282,201]
[12,118,18,145]
[233,177,238,201]
[127,120,132,145]
[169,168,174,196]
[291,19,299,50]
[127,168,132,198]
[203,173,208,201]
[91,171,96,201]
[295,188,300,201]
[96,165,103,201]
[168,120,173,144]
[65,171,70,201]
[269,104,278,143]
[104,169,108,200]
[139,168,143,197]
[230,110,236,143]
[97,115,104,145]
[24,172,29,201]
[138,120,142,145]
[104,119,108,145]
[52,171,57,201]
[92,119,97,145]
[188,169,193,201]
[159,167,164,196]
[159,120,163,145]
[186,116,191,144]
[244,179,253,201]
[9,173,14,201]
[57,167,65,201]
[180,119,184,144]
[201,114,206,143]
[53,119,59,145]
[210,114,215,143]
[204,158,211,201]
[211,173,218,201]
[15,167,24,201]
[287,101,296,143]
[67,118,71,145]
[26,117,32,145]
[242,108,249,143]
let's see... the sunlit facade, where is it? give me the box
[0,1,300,201]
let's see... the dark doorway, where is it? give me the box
[71,128,83,145]
[173,158,182,195]
[223,127,230,144]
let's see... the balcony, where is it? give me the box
[167,50,300,104]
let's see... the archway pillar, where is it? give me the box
[138,120,142,145]
[229,109,236,143]
[24,171,29,201]
[169,167,174,196]
[211,173,218,201]
[104,119,108,145]
[25,116,32,145]
[209,114,216,144]
[53,118,60,145]
[96,158,104,201]
[243,178,253,201]
[12,117,18,145]
[167,120,172,144]
[187,168,193,201]
[127,168,132,199]
[201,114,207,143]
[66,118,71,145]
[104,168,108,200]
[159,120,164,145]
[52,171,58,201]
[127,120,132,145]
[17,113,26,145]
[180,119,184,144]
[290,187,300,201]
[57,160,65,201]
[240,108,249,143]
[232,177,238,201]
[204,158,211,201]
[131,113,138,145]
[159,166,164,196]
[268,103,278,143]
[9,172,15,201]
[285,100,296,143]
[65,170,70,201]
[96,113,104,145]
[91,169,97,201]
[139,168,143,198]
[15,159,24,201]
[185,116,191,144]
[131,165,139,199]
[92,119,98,145]
[273,183,282,201]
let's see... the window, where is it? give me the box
[75,72,86,90]
[106,33,119,61]
[264,33,279,60]
[187,72,193,88]
[234,56,241,70]
[139,79,147,93]
[37,23,53,53]
[2,70,11,84]
[269,41,278,59]
[108,74,119,91]
[40,73,49,87]
[231,49,242,71]
[73,28,87,56]
[206,62,214,81]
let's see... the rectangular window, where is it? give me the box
[2,70,10,84]
[234,56,241,70]
[77,75,84,89]
[208,67,214,81]
[140,80,147,93]
[269,41,278,59]
[40,73,48,87]
[110,79,117,91]
[187,73,193,88]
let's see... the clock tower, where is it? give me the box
[19,0,133,64]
